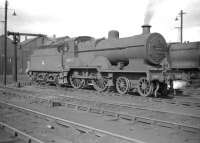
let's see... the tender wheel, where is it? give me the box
[116,76,130,94]
[36,73,46,85]
[30,73,37,84]
[137,77,153,97]
[69,77,85,89]
[92,78,108,92]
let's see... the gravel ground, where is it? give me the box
[0,92,200,143]
[17,85,200,117]
[0,127,26,143]
[0,75,200,143]
[0,74,30,85]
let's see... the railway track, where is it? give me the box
[0,99,145,143]
[0,85,200,134]
[3,81,200,109]
[36,83,200,108]
[4,80,200,108]
[2,84,200,115]
[0,85,200,142]
[0,121,44,143]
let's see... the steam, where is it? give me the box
[144,0,162,24]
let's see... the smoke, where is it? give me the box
[144,0,162,24]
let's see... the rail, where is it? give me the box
[1,87,200,133]
[0,121,44,143]
[0,100,146,143]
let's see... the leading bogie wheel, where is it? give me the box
[137,77,153,97]
[116,76,130,94]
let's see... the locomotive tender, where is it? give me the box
[168,42,200,81]
[28,25,171,97]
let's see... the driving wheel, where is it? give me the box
[137,77,153,97]
[116,76,130,94]
[93,78,108,92]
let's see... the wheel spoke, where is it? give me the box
[70,75,84,89]
[116,76,129,94]
[93,78,107,92]
[137,77,153,97]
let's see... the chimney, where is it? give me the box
[142,25,151,34]
[53,34,56,39]
[108,30,119,39]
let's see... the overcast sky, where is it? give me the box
[0,0,200,42]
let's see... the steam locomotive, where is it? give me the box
[168,42,200,81]
[27,25,174,97]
